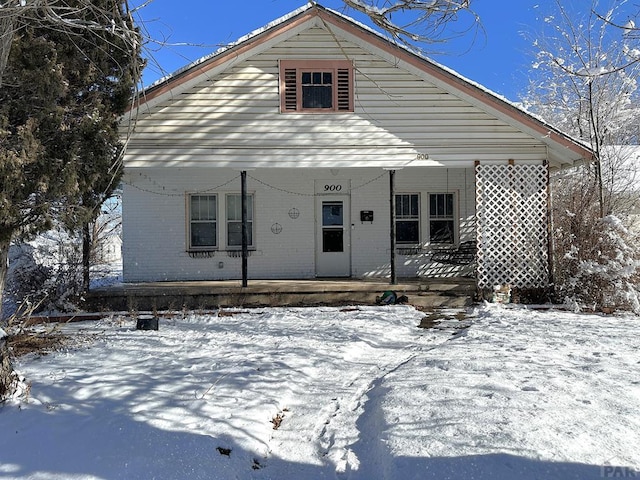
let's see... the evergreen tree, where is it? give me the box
[0,0,141,318]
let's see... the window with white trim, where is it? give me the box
[395,193,420,244]
[280,60,354,113]
[189,195,217,250]
[226,193,254,248]
[429,193,455,244]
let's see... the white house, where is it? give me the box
[121,3,593,290]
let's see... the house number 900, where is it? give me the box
[324,184,342,192]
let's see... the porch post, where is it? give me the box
[241,170,248,288]
[389,169,397,285]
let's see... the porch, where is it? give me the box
[86,277,477,312]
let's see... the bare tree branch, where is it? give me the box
[599,16,640,75]
[525,0,640,218]
[0,0,142,87]
[338,0,479,47]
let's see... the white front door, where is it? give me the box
[315,194,351,277]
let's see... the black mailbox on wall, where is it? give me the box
[360,210,374,222]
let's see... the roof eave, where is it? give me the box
[129,3,595,168]
[310,7,594,168]
[130,4,317,112]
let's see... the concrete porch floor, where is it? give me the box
[87,277,478,311]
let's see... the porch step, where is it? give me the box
[86,278,476,312]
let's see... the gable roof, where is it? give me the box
[130,3,593,169]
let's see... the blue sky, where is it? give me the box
[131,1,603,101]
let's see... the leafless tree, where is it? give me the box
[523,0,640,311]
[525,0,640,217]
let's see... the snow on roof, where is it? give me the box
[145,3,516,107]
[139,2,592,158]
[146,3,314,90]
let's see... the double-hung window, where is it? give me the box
[280,60,354,113]
[395,193,420,244]
[429,193,455,244]
[226,193,254,248]
[189,195,217,250]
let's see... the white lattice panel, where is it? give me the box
[475,164,549,289]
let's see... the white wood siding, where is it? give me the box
[123,167,476,282]
[125,26,547,170]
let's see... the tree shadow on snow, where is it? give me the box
[0,394,326,480]
[347,381,630,480]
[386,454,623,480]
[1,390,632,480]
[2,399,227,479]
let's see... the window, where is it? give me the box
[395,194,420,244]
[226,193,254,248]
[429,193,455,244]
[302,71,333,109]
[280,60,353,113]
[189,195,217,250]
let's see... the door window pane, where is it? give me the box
[323,228,344,252]
[323,202,343,226]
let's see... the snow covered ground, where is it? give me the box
[1,304,639,480]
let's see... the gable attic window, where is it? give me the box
[280,60,354,113]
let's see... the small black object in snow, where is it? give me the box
[136,316,159,331]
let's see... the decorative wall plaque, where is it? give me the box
[288,208,300,219]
